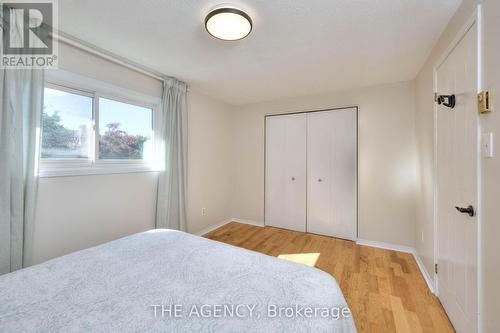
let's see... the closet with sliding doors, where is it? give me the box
[264,107,357,240]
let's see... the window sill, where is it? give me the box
[39,165,160,178]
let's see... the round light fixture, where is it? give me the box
[205,6,252,41]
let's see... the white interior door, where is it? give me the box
[265,114,307,232]
[307,109,357,240]
[436,23,478,333]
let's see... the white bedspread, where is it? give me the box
[0,229,356,332]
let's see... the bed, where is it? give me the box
[0,229,356,332]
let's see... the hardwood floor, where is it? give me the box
[204,222,455,333]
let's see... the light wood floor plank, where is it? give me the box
[204,222,455,333]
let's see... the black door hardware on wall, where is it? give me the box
[455,205,475,217]
[437,94,456,109]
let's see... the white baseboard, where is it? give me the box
[231,218,265,227]
[356,238,414,253]
[412,252,436,294]
[193,218,264,236]
[193,219,233,236]
[356,238,435,293]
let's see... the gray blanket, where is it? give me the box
[0,229,356,332]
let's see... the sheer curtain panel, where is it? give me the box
[155,77,187,231]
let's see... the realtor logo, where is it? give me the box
[1,0,58,68]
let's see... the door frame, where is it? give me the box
[432,4,483,329]
[263,106,359,241]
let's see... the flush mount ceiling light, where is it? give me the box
[205,6,252,41]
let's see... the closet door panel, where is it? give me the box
[307,109,357,240]
[265,114,307,232]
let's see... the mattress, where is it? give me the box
[0,229,356,332]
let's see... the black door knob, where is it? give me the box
[455,205,475,217]
[437,94,456,108]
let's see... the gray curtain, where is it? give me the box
[0,68,44,274]
[155,77,187,231]
[0,11,44,274]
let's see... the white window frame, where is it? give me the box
[39,70,161,178]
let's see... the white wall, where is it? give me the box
[415,0,500,330]
[186,92,232,235]
[57,43,162,98]
[230,81,419,247]
[480,1,500,329]
[31,173,158,264]
[30,43,233,264]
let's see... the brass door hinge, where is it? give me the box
[478,90,492,113]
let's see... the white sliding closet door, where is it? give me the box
[265,114,307,232]
[307,109,357,240]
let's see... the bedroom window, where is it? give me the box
[98,97,153,161]
[40,83,157,177]
[42,87,93,159]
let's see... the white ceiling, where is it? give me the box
[58,0,461,105]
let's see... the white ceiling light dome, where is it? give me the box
[205,5,252,41]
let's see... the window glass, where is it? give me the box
[98,97,153,160]
[42,87,93,159]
